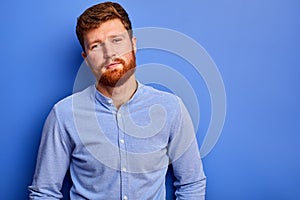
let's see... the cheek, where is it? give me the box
[123,51,135,62]
[87,54,105,69]
[118,47,131,57]
[85,59,106,78]
[117,41,134,56]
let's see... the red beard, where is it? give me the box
[99,51,136,87]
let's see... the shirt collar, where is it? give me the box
[93,80,144,107]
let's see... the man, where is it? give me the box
[29,2,206,199]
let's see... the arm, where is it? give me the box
[172,139,206,200]
[28,108,72,199]
[168,99,206,200]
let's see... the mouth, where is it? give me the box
[105,62,122,70]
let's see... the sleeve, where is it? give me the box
[168,98,206,200]
[28,107,72,199]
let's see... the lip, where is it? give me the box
[106,62,121,69]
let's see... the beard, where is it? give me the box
[99,51,136,87]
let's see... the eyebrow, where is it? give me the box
[109,33,126,39]
[89,39,102,45]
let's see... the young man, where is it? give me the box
[29,2,206,199]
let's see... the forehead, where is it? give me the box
[84,18,128,43]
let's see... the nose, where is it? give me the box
[103,42,116,59]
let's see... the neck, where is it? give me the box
[96,75,137,109]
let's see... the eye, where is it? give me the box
[112,37,123,43]
[90,43,103,50]
[91,44,99,50]
[91,45,97,50]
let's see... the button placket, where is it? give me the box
[116,108,129,197]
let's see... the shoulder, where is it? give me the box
[52,85,94,117]
[137,83,184,113]
[140,84,181,103]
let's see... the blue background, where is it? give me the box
[1,0,299,199]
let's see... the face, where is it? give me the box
[82,18,136,87]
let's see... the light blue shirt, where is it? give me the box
[29,82,206,199]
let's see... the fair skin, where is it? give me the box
[82,18,137,109]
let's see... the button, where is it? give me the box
[107,99,113,104]
[123,195,128,200]
[120,139,125,144]
[122,167,127,172]
[117,113,122,118]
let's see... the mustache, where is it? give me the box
[105,57,125,67]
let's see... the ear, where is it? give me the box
[82,51,87,59]
[81,51,90,67]
[131,36,137,54]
